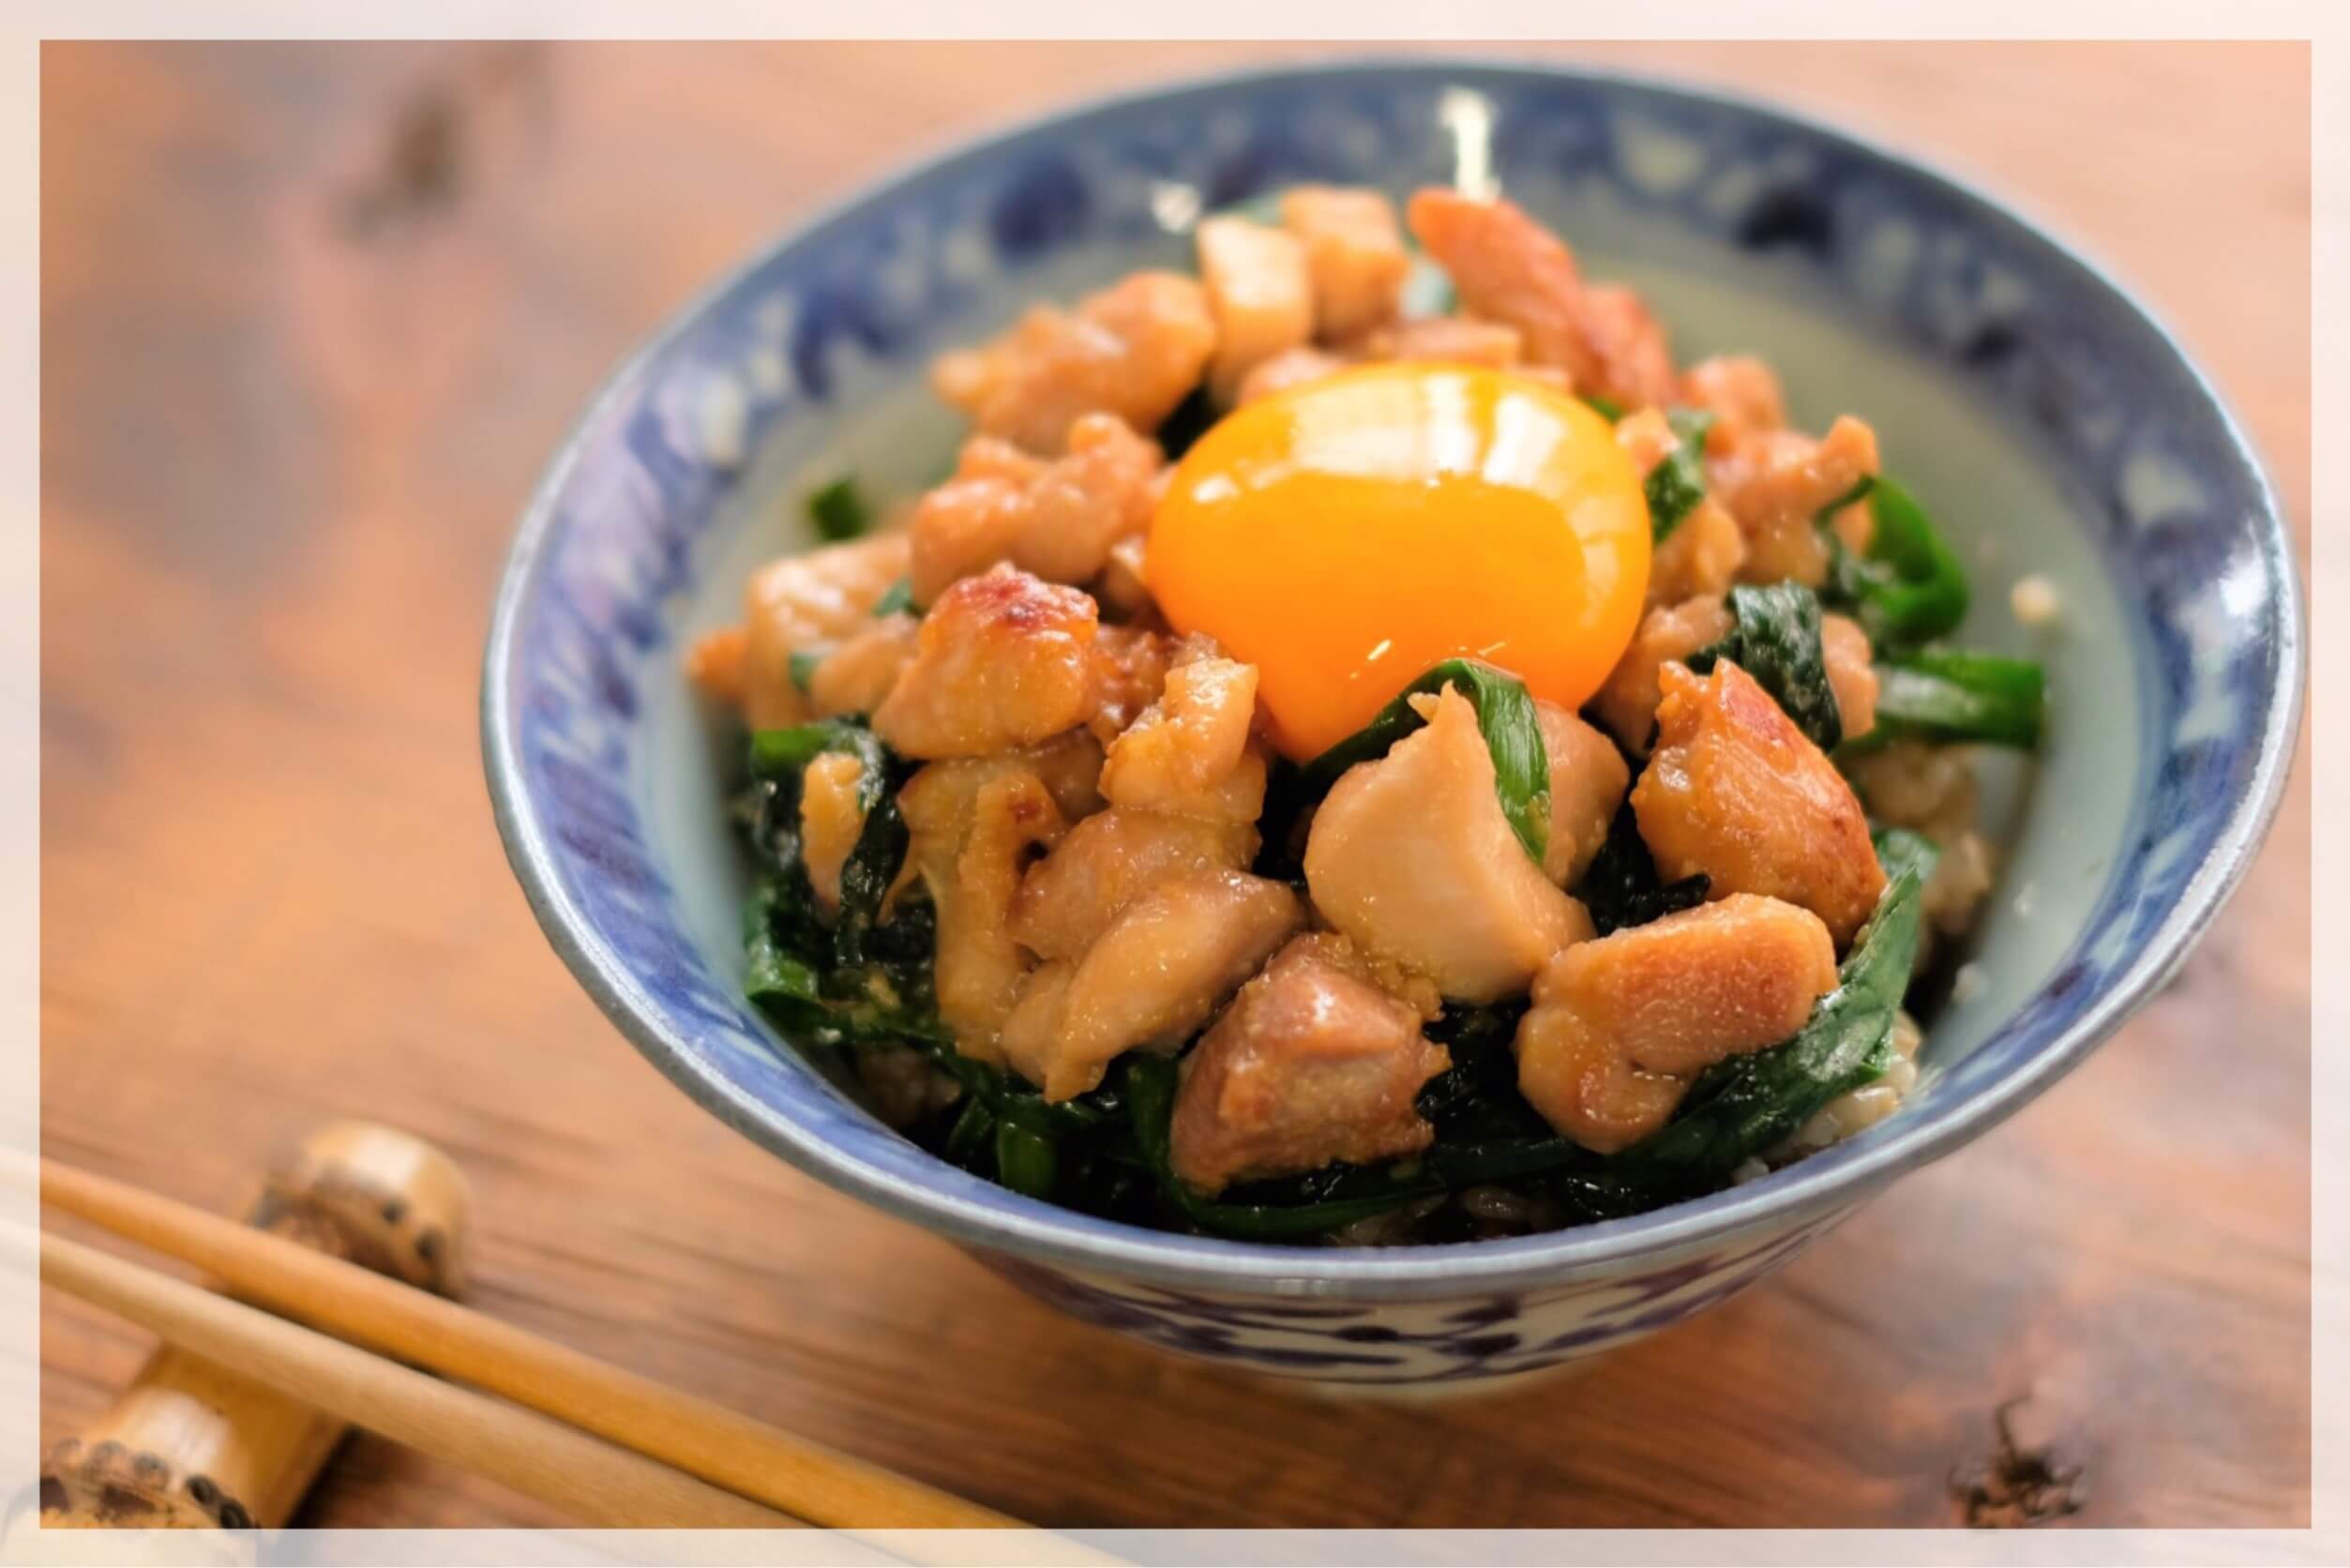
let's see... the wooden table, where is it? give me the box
[39,40,2312,1529]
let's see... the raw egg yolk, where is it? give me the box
[1146,363,1652,760]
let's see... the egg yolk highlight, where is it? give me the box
[1145,363,1653,760]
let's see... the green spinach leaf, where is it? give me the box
[1685,581,1844,751]
[1574,804,1710,936]
[1643,408,1717,541]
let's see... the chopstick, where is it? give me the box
[20,1223,800,1530]
[36,1154,1030,1534]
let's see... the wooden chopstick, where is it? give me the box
[37,1154,1030,1534]
[20,1223,801,1530]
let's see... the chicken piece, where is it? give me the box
[1304,686,1596,1003]
[1086,621,1176,745]
[1633,660,1887,945]
[1094,533,1159,620]
[1614,405,1678,470]
[1009,807,1258,962]
[1197,216,1314,402]
[799,753,867,913]
[1170,934,1450,1194]
[1679,355,1786,455]
[1235,345,1350,406]
[1514,895,1838,1152]
[1844,739,1978,843]
[1346,314,1524,368]
[722,533,911,729]
[1590,595,1735,753]
[1404,190,1675,408]
[932,272,1217,453]
[1712,415,1881,589]
[1280,186,1411,341]
[908,414,1162,603]
[897,737,1102,1061]
[806,613,919,718]
[1099,654,1258,806]
[1819,611,1878,741]
[1649,495,1747,607]
[870,565,1099,759]
[1001,868,1304,1101]
[898,766,1069,1061]
[1533,701,1631,888]
[1406,189,1594,386]
[1576,283,1677,413]
[685,625,748,705]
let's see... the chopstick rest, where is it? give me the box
[28,1122,471,1533]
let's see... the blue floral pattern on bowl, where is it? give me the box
[482,61,2299,1390]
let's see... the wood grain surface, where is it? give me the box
[38,40,2312,1530]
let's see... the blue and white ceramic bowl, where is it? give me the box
[482,61,2301,1392]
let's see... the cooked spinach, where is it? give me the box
[747,718,909,970]
[807,476,870,542]
[1862,649,2046,750]
[1643,407,1717,541]
[1823,475,1970,647]
[786,648,825,694]
[1280,658,1552,867]
[1685,581,1844,751]
[1580,391,1625,422]
[1574,804,1710,937]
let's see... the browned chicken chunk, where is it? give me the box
[1632,660,1887,945]
[1234,346,1351,406]
[1678,354,1786,454]
[693,533,911,729]
[1197,216,1314,401]
[806,613,919,718]
[870,564,1100,759]
[1591,595,1735,753]
[1000,868,1304,1101]
[1405,189,1676,409]
[1008,807,1258,962]
[899,767,1066,1063]
[1514,895,1838,1152]
[932,272,1216,452]
[908,414,1162,603]
[1099,653,1259,810]
[1534,701,1631,887]
[1649,495,1747,607]
[798,753,867,913]
[1169,934,1451,1194]
[1280,186,1412,341]
[1304,686,1595,1002]
[1712,415,1880,589]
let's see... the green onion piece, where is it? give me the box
[1861,649,2046,750]
[787,649,825,693]
[993,1121,1060,1199]
[1288,658,1552,867]
[1824,475,1970,647]
[868,578,915,618]
[1685,581,1844,752]
[1580,392,1625,422]
[807,477,870,542]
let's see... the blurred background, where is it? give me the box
[39,40,2311,1528]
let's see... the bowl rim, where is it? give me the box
[482,54,2305,1300]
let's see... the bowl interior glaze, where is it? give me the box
[484,61,2299,1299]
